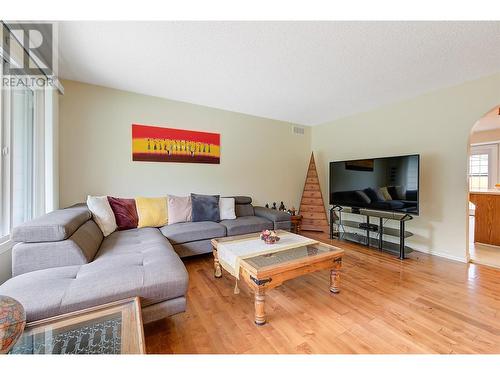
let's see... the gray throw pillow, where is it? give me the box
[191,193,220,222]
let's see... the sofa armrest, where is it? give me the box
[254,206,291,223]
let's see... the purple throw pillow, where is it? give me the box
[107,196,138,230]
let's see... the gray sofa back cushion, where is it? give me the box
[235,204,255,217]
[223,196,255,217]
[11,204,91,243]
[230,196,252,205]
[253,206,290,222]
[12,220,103,276]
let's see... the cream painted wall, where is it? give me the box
[312,73,500,262]
[470,128,500,144]
[59,80,311,209]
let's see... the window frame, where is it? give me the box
[469,143,499,191]
[0,63,46,243]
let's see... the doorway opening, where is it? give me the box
[468,106,500,268]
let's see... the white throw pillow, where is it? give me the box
[87,195,117,236]
[219,197,236,220]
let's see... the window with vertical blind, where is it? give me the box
[1,64,40,241]
[1,22,60,244]
[469,144,499,191]
[469,153,489,191]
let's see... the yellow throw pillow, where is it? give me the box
[136,197,168,228]
[379,187,392,201]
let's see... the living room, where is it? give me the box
[1,1,500,373]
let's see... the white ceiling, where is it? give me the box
[58,21,500,126]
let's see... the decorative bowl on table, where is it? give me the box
[260,230,280,244]
[0,295,26,354]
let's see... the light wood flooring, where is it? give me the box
[144,231,500,354]
[469,215,500,269]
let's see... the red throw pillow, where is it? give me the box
[107,196,138,230]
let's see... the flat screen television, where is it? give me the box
[329,154,419,215]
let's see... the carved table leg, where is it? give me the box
[213,248,222,278]
[330,258,342,293]
[254,290,266,325]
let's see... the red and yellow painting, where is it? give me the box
[132,124,220,164]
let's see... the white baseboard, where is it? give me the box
[413,247,469,263]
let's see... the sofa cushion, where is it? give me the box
[160,221,226,245]
[87,195,117,236]
[235,204,255,217]
[219,197,236,220]
[108,196,139,230]
[0,227,189,322]
[11,204,91,243]
[191,193,220,222]
[220,216,273,236]
[173,240,213,258]
[12,219,104,276]
[387,186,400,200]
[363,187,385,202]
[136,196,168,228]
[353,191,371,204]
[254,206,290,222]
[379,187,392,201]
[167,195,192,224]
[230,196,252,205]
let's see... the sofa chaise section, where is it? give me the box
[1,207,189,323]
[0,229,188,323]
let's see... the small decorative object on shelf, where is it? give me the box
[265,203,269,208]
[260,230,280,244]
[287,206,297,215]
[290,215,303,234]
[0,295,26,354]
[279,201,285,211]
[272,202,277,210]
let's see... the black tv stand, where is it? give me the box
[359,222,378,231]
[329,206,414,259]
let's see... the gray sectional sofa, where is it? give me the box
[0,196,291,323]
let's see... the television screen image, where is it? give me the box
[329,154,419,215]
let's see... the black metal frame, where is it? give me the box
[330,206,413,259]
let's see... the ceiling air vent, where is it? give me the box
[292,126,305,135]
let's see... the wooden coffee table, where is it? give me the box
[9,297,145,354]
[211,231,343,325]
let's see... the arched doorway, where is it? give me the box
[468,105,500,267]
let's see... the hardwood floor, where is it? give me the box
[144,231,500,354]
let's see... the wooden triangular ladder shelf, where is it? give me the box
[299,152,329,233]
